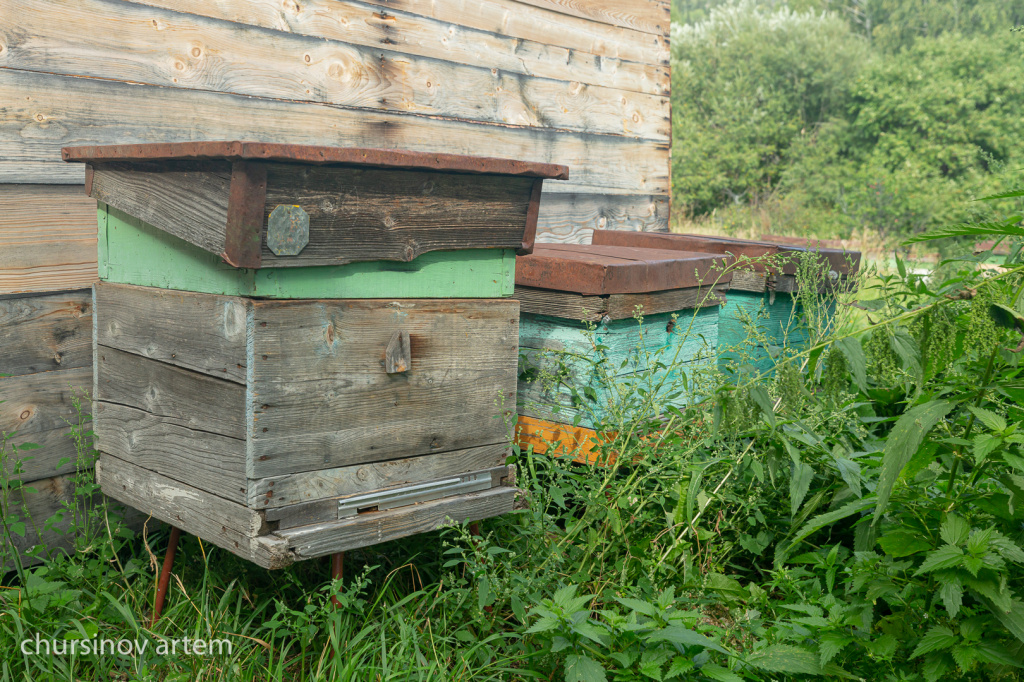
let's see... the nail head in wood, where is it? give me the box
[267,204,309,256]
[384,329,411,374]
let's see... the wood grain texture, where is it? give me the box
[514,286,606,322]
[261,164,531,266]
[3,0,668,139]
[95,455,287,567]
[277,485,519,557]
[133,0,670,68]
[0,367,92,482]
[94,401,247,504]
[536,194,669,244]
[94,282,247,384]
[94,346,245,439]
[0,185,96,295]
[248,298,519,477]
[515,414,606,464]
[100,205,516,299]
[0,70,667,196]
[264,464,511,529]
[0,289,92,377]
[251,443,510,509]
[515,0,669,35]
[90,165,231,257]
[515,284,725,321]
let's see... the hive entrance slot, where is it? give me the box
[337,472,491,520]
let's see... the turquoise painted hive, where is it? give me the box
[515,244,732,430]
[591,231,861,376]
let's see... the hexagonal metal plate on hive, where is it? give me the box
[267,205,310,256]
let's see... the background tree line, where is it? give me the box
[670,0,1024,242]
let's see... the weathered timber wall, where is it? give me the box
[0,0,670,242]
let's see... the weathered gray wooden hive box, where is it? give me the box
[62,141,568,568]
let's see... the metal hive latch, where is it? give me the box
[337,472,491,519]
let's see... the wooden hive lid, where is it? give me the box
[591,230,860,276]
[62,142,569,270]
[515,244,732,296]
[62,141,570,179]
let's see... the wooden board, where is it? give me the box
[94,281,247,384]
[95,454,291,568]
[100,205,516,299]
[515,414,607,465]
[277,485,520,558]
[515,284,726,321]
[90,163,232,258]
[260,164,531,266]
[94,346,246,439]
[516,244,730,295]
[0,367,92,482]
[93,401,247,504]
[514,0,669,35]
[264,465,512,530]
[0,185,97,295]
[5,0,668,140]
[1,289,92,377]
[251,443,510,509]
[132,0,670,69]
[248,297,519,477]
[536,194,669,244]
[0,70,668,196]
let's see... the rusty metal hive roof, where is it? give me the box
[62,141,570,180]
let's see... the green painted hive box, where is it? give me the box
[515,244,732,430]
[62,141,569,567]
[591,231,861,376]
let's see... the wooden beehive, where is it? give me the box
[591,231,861,375]
[63,142,568,568]
[513,244,732,456]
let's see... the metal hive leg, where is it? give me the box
[151,526,181,626]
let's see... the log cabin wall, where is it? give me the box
[0,0,670,566]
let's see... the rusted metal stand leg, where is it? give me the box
[330,552,345,608]
[469,522,481,537]
[152,526,181,627]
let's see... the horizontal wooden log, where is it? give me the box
[100,205,516,298]
[515,0,669,35]
[135,0,670,68]
[0,184,96,295]
[248,298,518,477]
[4,0,668,139]
[0,70,668,196]
[94,282,247,384]
[277,485,520,557]
[94,345,245,439]
[260,164,530,266]
[1,289,92,377]
[265,464,512,529]
[536,194,669,244]
[0,367,92,482]
[252,443,510,509]
[94,401,247,504]
[95,455,291,567]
